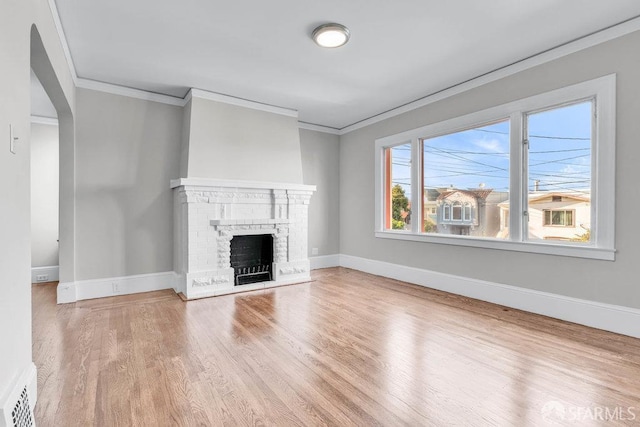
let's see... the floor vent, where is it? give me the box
[10,387,33,427]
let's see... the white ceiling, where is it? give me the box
[54,0,640,129]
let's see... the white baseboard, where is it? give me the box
[0,362,37,426]
[309,254,341,270]
[31,265,59,283]
[51,256,640,338]
[339,254,640,339]
[57,271,177,304]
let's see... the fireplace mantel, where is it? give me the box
[170,177,314,191]
[209,218,290,226]
[172,178,315,299]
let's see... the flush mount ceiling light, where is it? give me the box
[312,23,350,48]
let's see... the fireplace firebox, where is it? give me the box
[230,235,273,285]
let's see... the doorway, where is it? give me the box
[30,70,59,285]
[30,25,76,297]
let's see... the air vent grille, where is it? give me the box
[10,387,33,427]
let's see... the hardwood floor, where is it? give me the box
[32,267,640,426]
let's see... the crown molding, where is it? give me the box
[187,88,298,118]
[76,78,186,106]
[30,115,59,125]
[338,15,640,135]
[297,122,341,135]
[48,0,640,134]
[47,0,77,86]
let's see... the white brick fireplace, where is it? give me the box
[171,178,316,299]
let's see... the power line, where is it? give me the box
[474,128,590,141]
[533,179,591,187]
[424,147,509,156]
[529,154,590,167]
[423,147,589,156]
[529,147,589,154]
[531,168,589,175]
[425,146,508,172]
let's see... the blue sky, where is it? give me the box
[390,100,592,200]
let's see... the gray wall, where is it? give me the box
[0,0,76,403]
[75,88,182,280]
[340,30,640,309]
[179,98,191,177]
[300,129,340,256]
[185,96,303,183]
[73,91,339,281]
[30,122,59,268]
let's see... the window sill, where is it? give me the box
[374,230,615,261]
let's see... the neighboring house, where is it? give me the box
[425,187,509,237]
[423,188,440,228]
[498,191,591,241]
[401,200,411,229]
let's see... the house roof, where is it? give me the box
[528,192,590,204]
[498,191,591,208]
[436,189,493,202]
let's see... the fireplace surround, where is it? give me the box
[171,178,316,299]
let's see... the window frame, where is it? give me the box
[374,75,616,261]
[382,142,413,231]
[543,209,575,227]
[452,202,462,221]
[463,203,472,222]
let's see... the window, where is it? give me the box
[526,101,591,242]
[544,210,574,227]
[464,204,471,221]
[375,75,616,260]
[383,143,411,231]
[422,119,509,237]
[452,202,462,221]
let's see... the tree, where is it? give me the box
[392,185,409,229]
[572,226,591,242]
[423,218,436,233]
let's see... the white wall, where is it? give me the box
[30,69,57,119]
[299,129,340,256]
[30,122,59,268]
[0,0,75,411]
[339,29,640,309]
[185,96,303,184]
[75,88,182,280]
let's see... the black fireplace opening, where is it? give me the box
[230,234,273,286]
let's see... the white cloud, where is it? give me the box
[473,138,504,153]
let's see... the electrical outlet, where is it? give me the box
[36,274,49,282]
[112,282,120,293]
[9,124,17,154]
[311,247,319,256]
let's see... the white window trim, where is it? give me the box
[464,204,471,222]
[374,74,616,261]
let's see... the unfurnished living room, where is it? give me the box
[3,1,640,426]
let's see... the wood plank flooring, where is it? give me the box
[32,267,640,426]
